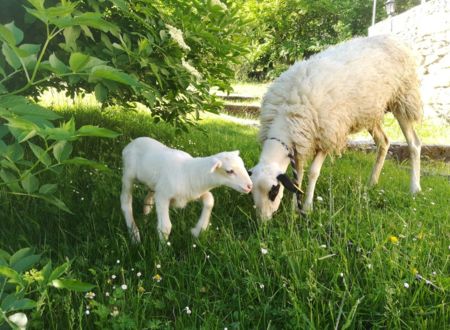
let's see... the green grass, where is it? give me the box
[1,105,449,329]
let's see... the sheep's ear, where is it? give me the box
[230,150,240,156]
[210,159,222,173]
[276,173,299,193]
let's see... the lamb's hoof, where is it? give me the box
[130,232,141,244]
[191,227,201,238]
[411,185,422,195]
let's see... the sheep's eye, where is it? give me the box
[226,169,234,175]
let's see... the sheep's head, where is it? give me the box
[249,163,299,221]
[210,151,253,194]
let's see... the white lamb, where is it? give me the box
[250,35,422,220]
[120,137,253,242]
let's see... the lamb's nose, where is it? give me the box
[246,183,253,191]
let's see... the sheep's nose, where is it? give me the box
[246,183,253,191]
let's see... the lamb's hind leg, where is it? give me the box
[368,124,390,187]
[155,194,172,241]
[397,116,422,194]
[120,176,141,243]
[302,151,327,213]
[143,191,154,215]
[191,192,214,238]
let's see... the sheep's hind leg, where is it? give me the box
[368,124,390,187]
[302,151,327,213]
[397,116,422,194]
[191,192,214,238]
[120,177,141,244]
[143,191,154,215]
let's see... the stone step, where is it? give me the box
[218,94,260,102]
[222,104,260,116]
[348,141,450,162]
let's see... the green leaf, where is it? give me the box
[21,173,39,193]
[62,157,108,171]
[90,66,139,86]
[39,183,58,195]
[2,44,21,70]
[0,169,22,192]
[48,262,70,282]
[41,261,52,283]
[53,140,72,162]
[4,143,24,162]
[11,254,41,273]
[51,279,95,292]
[28,142,52,167]
[9,248,33,266]
[54,13,118,33]
[18,44,41,57]
[0,25,16,45]
[63,26,81,50]
[37,194,72,214]
[4,22,24,45]
[43,127,77,141]
[0,249,11,261]
[69,52,90,72]
[49,53,69,74]
[94,83,108,103]
[1,295,37,312]
[0,266,21,284]
[77,125,120,138]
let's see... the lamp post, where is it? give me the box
[385,0,396,17]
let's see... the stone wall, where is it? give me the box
[369,0,450,124]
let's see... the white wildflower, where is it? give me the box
[121,284,127,290]
[105,292,110,297]
[116,259,120,264]
[111,307,119,317]
[182,59,201,79]
[320,244,327,249]
[340,272,344,278]
[259,283,265,289]
[85,291,96,299]
[137,272,142,277]
[156,264,161,269]
[111,274,116,280]
[192,244,197,248]
[85,310,90,315]
[166,241,171,246]
[404,282,409,289]
[184,306,192,315]
[261,248,268,255]
[7,313,28,330]
[166,24,190,51]
[316,196,323,202]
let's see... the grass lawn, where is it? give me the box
[1,105,449,329]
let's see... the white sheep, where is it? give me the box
[250,35,422,220]
[120,137,253,242]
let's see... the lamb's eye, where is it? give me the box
[226,169,234,175]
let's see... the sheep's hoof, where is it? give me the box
[191,227,201,238]
[410,184,422,195]
[301,203,313,214]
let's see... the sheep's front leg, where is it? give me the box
[120,177,141,243]
[292,157,304,212]
[302,151,327,213]
[155,195,172,241]
[191,192,214,238]
[368,124,390,187]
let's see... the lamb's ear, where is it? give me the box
[276,173,299,193]
[210,159,222,173]
[231,150,240,156]
[247,166,254,176]
[268,184,281,201]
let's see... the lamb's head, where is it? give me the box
[210,151,252,194]
[249,163,299,221]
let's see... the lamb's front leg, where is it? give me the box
[191,192,214,238]
[155,195,172,241]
